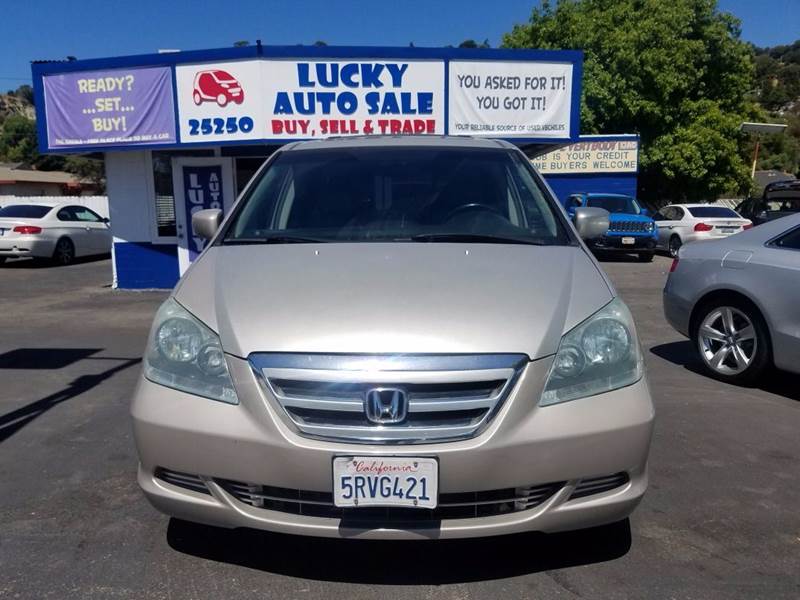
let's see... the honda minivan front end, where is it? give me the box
[132,136,654,539]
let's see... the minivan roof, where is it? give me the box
[282,135,519,152]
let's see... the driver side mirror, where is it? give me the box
[573,207,610,241]
[192,208,223,240]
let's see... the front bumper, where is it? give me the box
[588,235,656,252]
[132,356,654,539]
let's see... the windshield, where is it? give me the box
[0,205,52,219]
[687,206,739,218]
[223,147,570,245]
[586,195,641,214]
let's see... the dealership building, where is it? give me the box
[31,44,638,289]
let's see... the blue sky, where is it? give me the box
[0,0,797,87]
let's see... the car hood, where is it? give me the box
[174,243,614,359]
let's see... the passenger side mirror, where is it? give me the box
[101,217,110,224]
[573,207,610,241]
[192,209,223,240]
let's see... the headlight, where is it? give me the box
[646,221,655,232]
[540,298,643,406]
[144,298,238,404]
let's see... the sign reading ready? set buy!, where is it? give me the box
[42,66,176,148]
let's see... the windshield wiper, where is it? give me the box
[223,235,330,245]
[409,233,547,246]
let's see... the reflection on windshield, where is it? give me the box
[223,147,571,245]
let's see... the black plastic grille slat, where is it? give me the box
[215,478,564,522]
[608,221,648,233]
[569,472,629,499]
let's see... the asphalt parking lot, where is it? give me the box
[1,255,798,599]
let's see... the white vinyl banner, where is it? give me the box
[448,60,574,138]
[175,60,264,143]
[532,139,639,174]
[261,59,445,139]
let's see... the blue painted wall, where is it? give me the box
[545,173,638,206]
[114,242,179,290]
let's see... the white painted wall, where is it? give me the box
[104,151,153,243]
[0,195,109,218]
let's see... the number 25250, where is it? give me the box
[188,116,254,136]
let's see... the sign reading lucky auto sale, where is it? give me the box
[448,60,574,138]
[262,60,444,138]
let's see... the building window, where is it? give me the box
[151,150,213,238]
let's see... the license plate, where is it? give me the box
[621,236,635,245]
[718,227,736,234]
[333,456,438,508]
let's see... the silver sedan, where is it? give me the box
[663,213,800,384]
[0,202,111,265]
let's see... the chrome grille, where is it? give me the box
[155,468,210,495]
[216,478,564,521]
[609,220,649,233]
[569,472,629,499]
[249,354,527,443]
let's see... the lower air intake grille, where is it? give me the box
[155,468,210,495]
[215,479,564,522]
[570,472,630,499]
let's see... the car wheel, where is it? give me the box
[694,299,770,385]
[668,235,682,258]
[217,93,228,107]
[193,91,202,105]
[637,252,654,262]
[52,238,75,266]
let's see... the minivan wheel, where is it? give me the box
[53,238,75,265]
[694,300,770,384]
[668,235,682,258]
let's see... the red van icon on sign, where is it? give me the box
[192,70,244,107]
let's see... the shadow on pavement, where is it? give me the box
[0,352,141,443]
[650,340,800,402]
[0,348,102,369]
[167,518,631,583]
[0,254,110,269]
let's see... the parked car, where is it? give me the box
[736,180,800,226]
[132,136,654,540]
[192,70,244,107]
[663,213,800,384]
[0,202,111,265]
[564,193,657,261]
[654,204,752,257]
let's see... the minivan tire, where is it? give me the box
[692,297,771,385]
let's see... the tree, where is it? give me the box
[0,114,39,164]
[313,40,328,47]
[503,0,756,201]
[233,40,249,47]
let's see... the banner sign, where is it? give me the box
[174,59,444,142]
[448,60,574,138]
[34,48,582,150]
[532,139,639,174]
[42,66,176,148]
[262,59,444,138]
[182,165,223,261]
